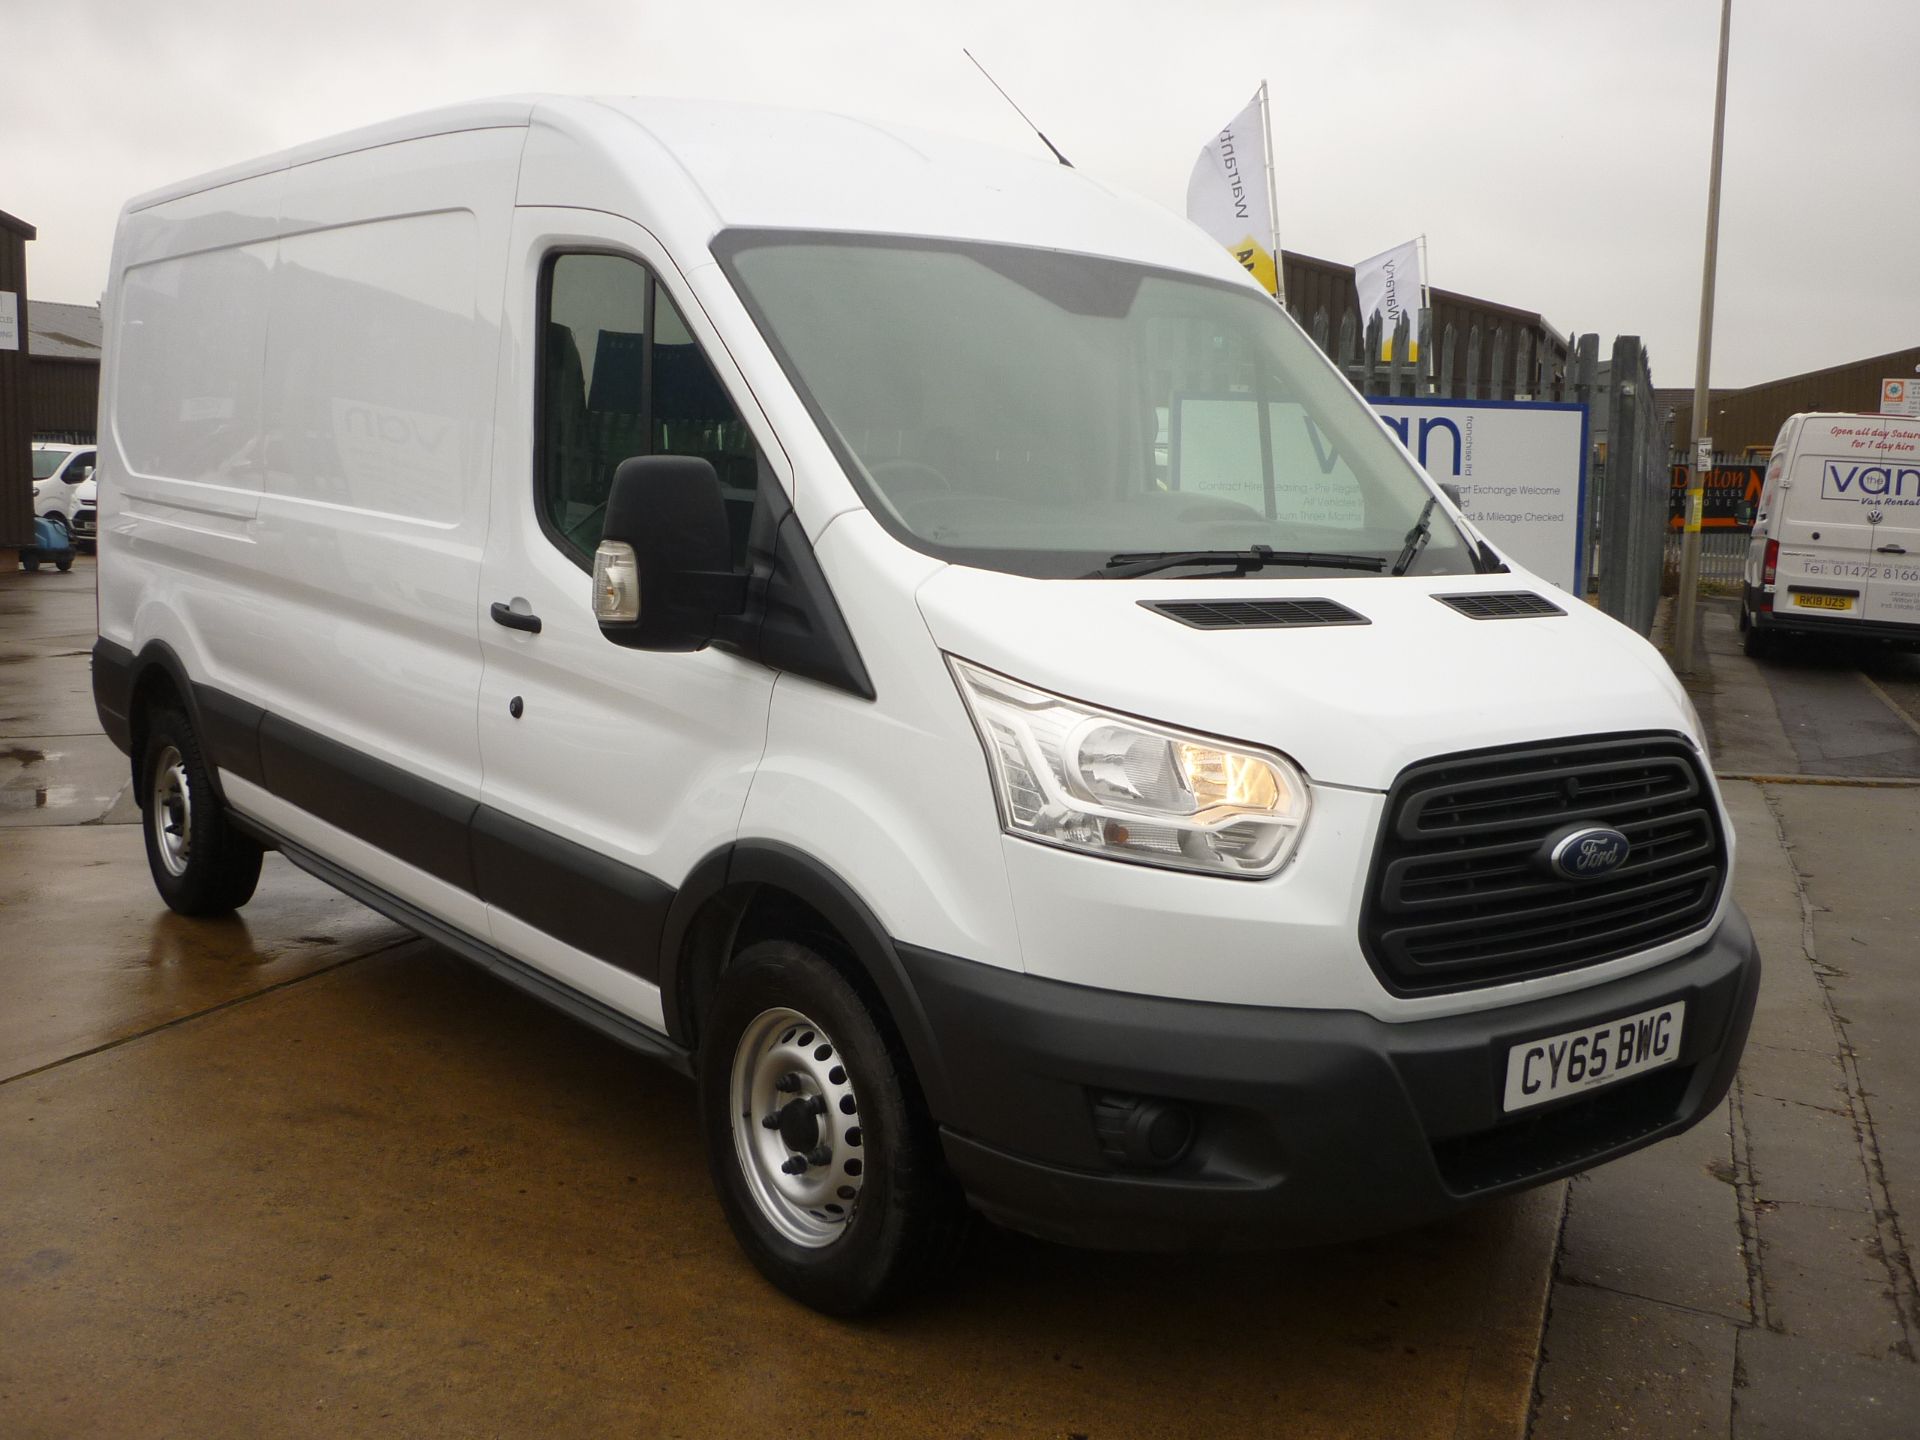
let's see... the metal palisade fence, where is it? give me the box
[1659,448,1758,588]
[1294,303,1669,637]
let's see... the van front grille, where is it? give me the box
[1361,734,1725,994]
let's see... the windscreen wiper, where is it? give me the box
[1088,544,1387,580]
[1391,497,1438,577]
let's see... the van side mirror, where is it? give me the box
[1440,482,1463,508]
[592,455,747,652]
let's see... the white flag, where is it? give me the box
[1354,238,1424,361]
[1186,89,1280,299]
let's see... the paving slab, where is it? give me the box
[1557,1100,1750,1324]
[1694,604,1798,778]
[1734,1326,1920,1439]
[1532,1283,1737,1439]
[1735,1043,1849,1114]
[1741,1096,1873,1211]
[1754,1201,1908,1361]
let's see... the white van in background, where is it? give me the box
[30,441,97,542]
[1741,412,1920,655]
[92,97,1760,1314]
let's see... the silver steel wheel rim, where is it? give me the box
[729,1006,866,1248]
[151,744,192,878]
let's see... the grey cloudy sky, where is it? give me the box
[5,0,1916,389]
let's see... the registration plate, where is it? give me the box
[1792,591,1853,611]
[1502,1001,1685,1113]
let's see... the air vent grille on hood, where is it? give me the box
[1141,598,1369,631]
[1435,591,1566,620]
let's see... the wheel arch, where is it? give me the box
[661,841,955,1120]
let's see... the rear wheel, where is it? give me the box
[1741,608,1773,658]
[140,705,264,915]
[699,940,967,1315]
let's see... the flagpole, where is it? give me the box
[1257,80,1285,307]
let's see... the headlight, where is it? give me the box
[947,657,1309,877]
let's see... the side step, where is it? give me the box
[251,820,696,1079]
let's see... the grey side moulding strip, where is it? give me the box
[249,817,695,1079]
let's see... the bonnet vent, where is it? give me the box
[1435,592,1566,620]
[1141,598,1369,631]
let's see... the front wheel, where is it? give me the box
[140,705,264,915]
[699,940,967,1315]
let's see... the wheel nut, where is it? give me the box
[761,1113,782,1130]
[774,1074,800,1093]
[780,1155,808,1176]
[805,1145,832,1168]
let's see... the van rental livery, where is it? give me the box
[1741,413,1920,655]
[90,97,1759,1314]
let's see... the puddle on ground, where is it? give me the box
[0,783,83,812]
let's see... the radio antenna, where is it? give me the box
[963,48,1074,168]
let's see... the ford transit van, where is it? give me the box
[92,98,1760,1314]
[1740,412,1920,655]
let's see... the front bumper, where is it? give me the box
[903,908,1760,1250]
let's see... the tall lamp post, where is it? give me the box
[1675,0,1734,675]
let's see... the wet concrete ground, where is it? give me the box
[1,559,1556,1439]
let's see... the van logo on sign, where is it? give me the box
[1544,826,1631,881]
[1822,461,1920,504]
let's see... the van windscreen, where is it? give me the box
[717,232,1477,580]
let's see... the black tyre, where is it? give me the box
[699,940,968,1315]
[55,553,73,572]
[1741,611,1772,658]
[21,554,38,572]
[139,705,264,916]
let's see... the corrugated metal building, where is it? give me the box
[1663,345,1920,455]
[1281,249,1572,396]
[28,300,101,440]
[1,208,35,553]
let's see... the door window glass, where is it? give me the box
[539,254,758,564]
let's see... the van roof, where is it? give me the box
[124,95,1245,285]
[1786,411,1920,430]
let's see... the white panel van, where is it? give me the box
[93,98,1760,1314]
[1740,412,1920,655]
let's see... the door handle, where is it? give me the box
[1876,544,1908,555]
[490,601,542,634]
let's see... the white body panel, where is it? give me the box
[243,126,522,804]
[738,512,1023,969]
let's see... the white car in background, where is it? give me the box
[30,442,97,546]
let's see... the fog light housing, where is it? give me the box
[1092,1093,1197,1169]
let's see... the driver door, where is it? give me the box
[474,208,777,1028]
